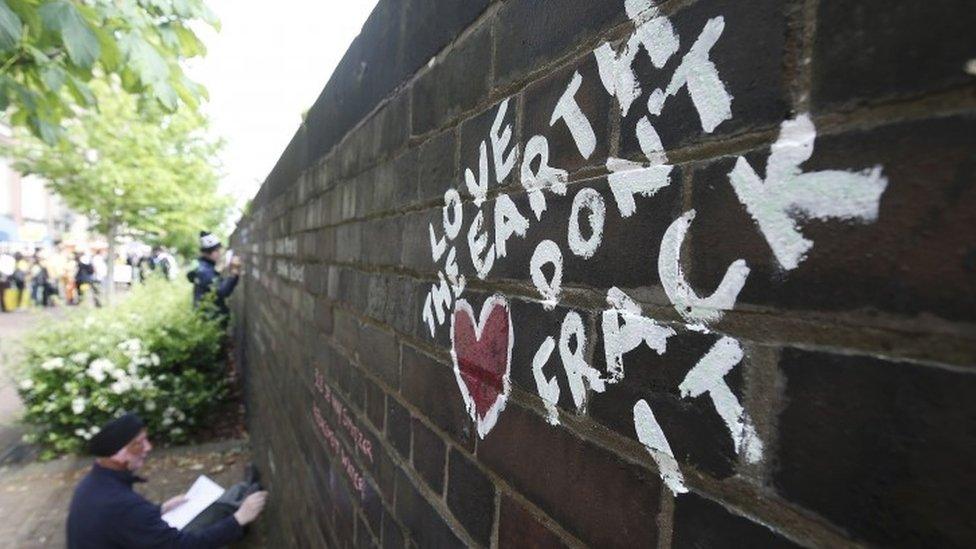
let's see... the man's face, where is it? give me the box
[120,429,152,471]
[206,248,222,263]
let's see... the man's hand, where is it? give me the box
[228,256,242,276]
[233,491,268,526]
[161,494,188,515]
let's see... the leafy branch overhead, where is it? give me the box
[2,79,230,256]
[0,0,218,142]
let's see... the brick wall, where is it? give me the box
[229,1,976,546]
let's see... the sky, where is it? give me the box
[187,1,379,211]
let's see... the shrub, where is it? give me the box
[16,278,229,458]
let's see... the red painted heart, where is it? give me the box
[450,295,513,438]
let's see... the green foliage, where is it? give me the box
[2,78,230,255]
[0,0,217,143]
[16,278,228,458]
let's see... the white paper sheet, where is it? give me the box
[161,475,225,530]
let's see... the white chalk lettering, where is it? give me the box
[647,17,732,133]
[679,337,763,463]
[443,188,463,240]
[532,336,561,425]
[429,223,447,262]
[728,114,888,270]
[568,188,606,259]
[560,311,605,411]
[521,135,569,220]
[606,157,673,218]
[634,399,688,495]
[465,141,490,207]
[494,194,530,259]
[467,209,495,279]
[550,71,596,159]
[602,287,675,383]
[490,98,519,183]
[530,240,563,310]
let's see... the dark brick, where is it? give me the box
[382,511,405,549]
[314,296,334,335]
[399,209,439,273]
[446,448,496,545]
[672,493,799,549]
[480,402,661,547]
[619,0,788,158]
[589,329,741,479]
[411,418,446,494]
[365,377,386,431]
[392,147,420,207]
[776,349,976,546]
[363,216,403,267]
[395,470,465,548]
[401,0,490,80]
[688,116,976,322]
[813,0,976,110]
[400,344,476,448]
[417,128,459,203]
[386,397,412,458]
[522,54,610,173]
[412,24,492,136]
[498,495,570,549]
[334,309,361,356]
[493,0,626,89]
[306,37,370,162]
[359,323,400,388]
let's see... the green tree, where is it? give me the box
[0,0,217,143]
[3,79,230,302]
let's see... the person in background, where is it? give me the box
[0,249,14,312]
[66,413,268,548]
[187,232,240,320]
[75,252,100,308]
[29,249,50,307]
[11,252,28,308]
[151,246,177,281]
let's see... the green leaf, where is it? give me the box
[6,0,41,40]
[39,0,100,69]
[64,72,93,106]
[39,64,65,92]
[0,0,23,52]
[93,26,120,71]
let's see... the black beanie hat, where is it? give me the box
[89,413,145,457]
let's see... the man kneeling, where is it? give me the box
[67,413,268,548]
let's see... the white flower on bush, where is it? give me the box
[71,397,86,414]
[70,352,90,365]
[87,359,114,383]
[145,400,156,412]
[170,427,184,436]
[41,357,64,371]
[150,353,160,366]
[19,379,33,391]
[110,379,132,395]
[118,338,143,356]
[109,367,127,380]
[161,417,173,427]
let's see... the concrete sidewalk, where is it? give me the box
[0,438,264,548]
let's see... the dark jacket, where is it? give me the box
[66,463,242,549]
[187,257,238,317]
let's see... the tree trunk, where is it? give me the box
[105,223,117,305]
